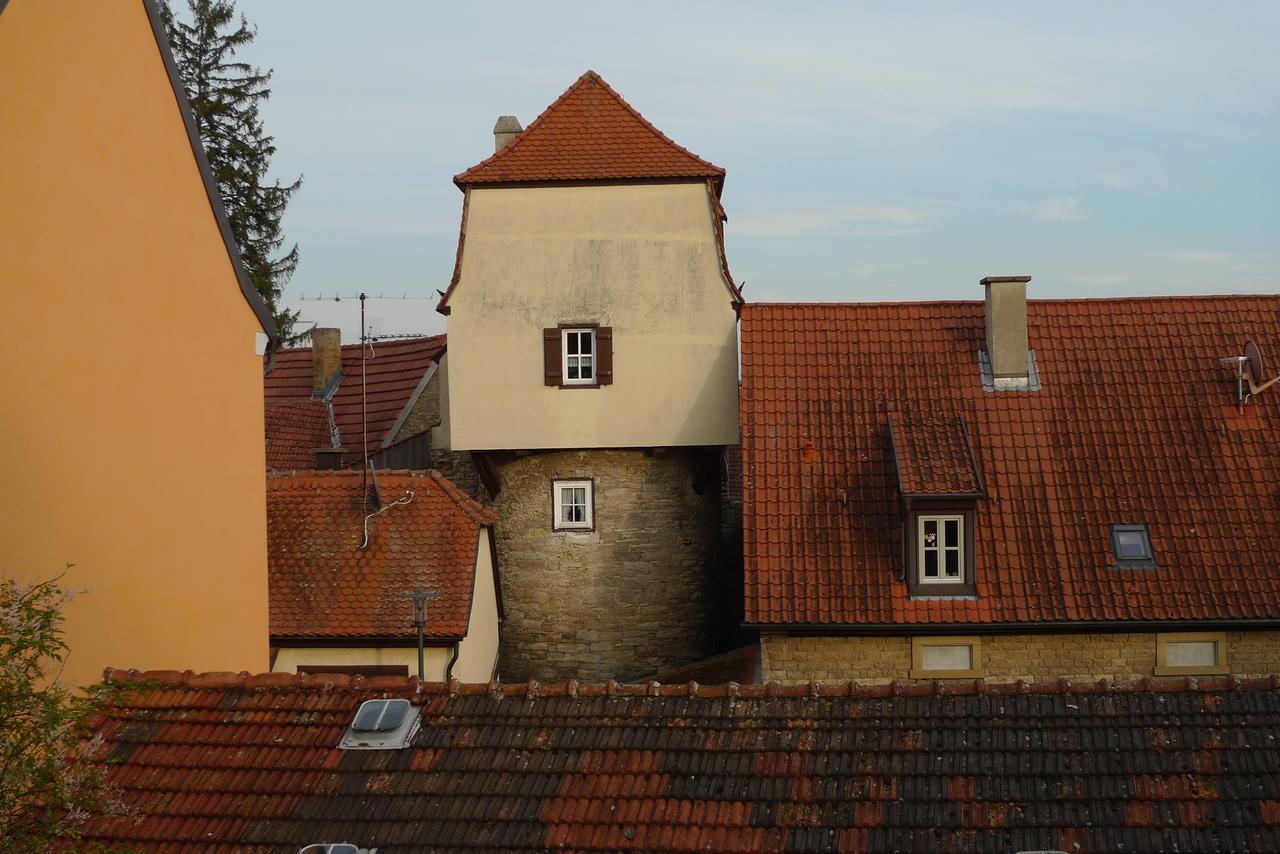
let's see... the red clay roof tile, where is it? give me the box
[454,70,724,187]
[264,335,445,457]
[264,399,333,472]
[889,413,983,496]
[83,670,1280,851]
[741,296,1280,627]
[268,469,494,640]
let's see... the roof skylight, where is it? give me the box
[339,698,419,750]
[1110,524,1156,567]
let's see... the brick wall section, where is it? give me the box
[761,630,1280,684]
[492,448,722,681]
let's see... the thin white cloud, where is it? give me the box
[731,201,937,239]
[1026,197,1084,222]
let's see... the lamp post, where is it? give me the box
[401,590,439,679]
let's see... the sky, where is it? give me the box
[232,1,1280,341]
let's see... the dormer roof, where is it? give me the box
[454,70,724,189]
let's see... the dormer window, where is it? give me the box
[919,515,964,584]
[542,325,613,388]
[1110,524,1156,567]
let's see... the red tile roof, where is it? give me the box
[454,70,724,187]
[264,334,445,456]
[264,399,333,472]
[740,296,1280,627]
[84,669,1280,852]
[888,413,983,497]
[268,470,495,640]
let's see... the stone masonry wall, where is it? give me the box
[386,370,485,501]
[492,448,721,681]
[761,630,1280,684]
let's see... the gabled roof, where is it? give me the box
[454,70,724,188]
[85,669,1280,852]
[264,334,445,455]
[268,470,495,641]
[264,398,333,471]
[740,295,1280,628]
[888,413,983,498]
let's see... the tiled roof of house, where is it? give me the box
[264,399,334,472]
[264,334,445,455]
[268,470,495,640]
[454,70,724,187]
[85,669,1280,852]
[888,414,983,497]
[740,296,1280,627]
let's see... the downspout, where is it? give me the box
[444,642,461,681]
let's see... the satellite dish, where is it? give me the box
[1245,340,1265,384]
[1243,340,1280,398]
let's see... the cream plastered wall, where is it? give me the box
[272,646,453,680]
[453,530,501,682]
[0,1,270,687]
[444,182,740,451]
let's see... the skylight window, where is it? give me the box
[299,846,361,854]
[1110,524,1155,567]
[339,699,419,750]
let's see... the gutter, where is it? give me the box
[272,635,460,649]
[744,618,1280,637]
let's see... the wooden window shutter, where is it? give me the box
[543,328,561,386]
[596,327,613,385]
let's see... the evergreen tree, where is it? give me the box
[160,0,302,347]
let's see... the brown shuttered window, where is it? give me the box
[543,328,562,386]
[596,326,613,385]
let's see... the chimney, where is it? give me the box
[493,115,522,152]
[311,327,342,392]
[982,276,1031,382]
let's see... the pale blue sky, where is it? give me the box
[233,1,1280,340]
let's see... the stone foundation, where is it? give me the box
[761,630,1280,684]
[491,448,722,681]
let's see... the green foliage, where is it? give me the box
[0,574,130,851]
[160,0,303,348]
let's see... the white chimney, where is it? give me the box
[493,116,522,152]
[982,276,1031,384]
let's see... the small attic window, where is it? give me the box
[1110,524,1155,567]
[338,698,419,750]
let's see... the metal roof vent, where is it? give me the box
[338,698,419,750]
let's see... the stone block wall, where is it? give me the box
[491,448,723,681]
[761,630,1280,684]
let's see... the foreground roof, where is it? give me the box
[264,334,445,457]
[264,399,333,471]
[454,70,724,187]
[268,470,495,641]
[86,669,1280,852]
[741,296,1280,627]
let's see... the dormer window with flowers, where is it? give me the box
[888,413,985,597]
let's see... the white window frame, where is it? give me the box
[552,479,593,530]
[561,328,597,386]
[918,514,965,585]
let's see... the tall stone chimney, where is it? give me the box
[493,116,522,152]
[982,276,1031,382]
[311,327,342,392]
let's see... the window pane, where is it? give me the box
[1166,640,1217,668]
[921,644,972,671]
[1115,530,1148,559]
[567,362,579,379]
[923,519,937,547]
[571,488,585,505]
[580,356,593,379]
[580,333,592,355]
[924,550,938,577]
[944,549,960,577]
[944,519,959,546]
[567,334,579,355]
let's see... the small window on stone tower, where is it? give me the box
[552,479,593,531]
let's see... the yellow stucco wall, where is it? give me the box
[454,530,501,682]
[0,1,270,687]
[444,183,740,450]
[272,647,454,680]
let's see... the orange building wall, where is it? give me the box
[0,0,271,686]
